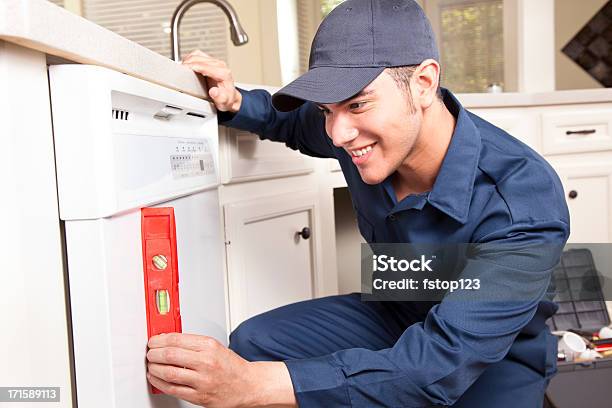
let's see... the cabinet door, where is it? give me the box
[224,191,319,329]
[553,162,612,243]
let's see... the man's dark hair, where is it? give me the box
[386,66,443,113]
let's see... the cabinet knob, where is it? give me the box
[568,190,578,199]
[297,227,311,240]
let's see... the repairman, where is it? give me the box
[145,1,570,406]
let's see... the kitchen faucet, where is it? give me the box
[170,0,249,62]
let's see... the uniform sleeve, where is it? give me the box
[284,219,569,407]
[218,88,336,159]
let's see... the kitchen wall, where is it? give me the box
[555,0,607,90]
[279,0,608,91]
[225,0,299,86]
[225,0,283,85]
[56,0,286,86]
[56,0,609,91]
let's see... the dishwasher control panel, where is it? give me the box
[171,140,215,178]
[49,65,220,220]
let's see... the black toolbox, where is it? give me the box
[545,247,612,408]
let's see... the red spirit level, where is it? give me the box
[141,207,182,394]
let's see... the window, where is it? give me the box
[80,0,228,61]
[426,0,504,93]
[298,0,505,93]
[297,0,346,74]
[321,0,347,16]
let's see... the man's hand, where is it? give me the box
[146,333,297,407]
[181,50,243,113]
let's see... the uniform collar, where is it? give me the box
[426,89,481,224]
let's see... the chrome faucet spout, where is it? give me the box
[170,0,249,62]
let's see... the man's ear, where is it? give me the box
[411,59,440,109]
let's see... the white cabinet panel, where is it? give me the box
[219,126,315,183]
[224,191,319,329]
[470,107,541,151]
[553,162,612,243]
[541,105,612,156]
[1,42,72,407]
[241,210,312,313]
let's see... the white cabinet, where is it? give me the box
[549,159,612,243]
[470,107,541,151]
[472,102,612,244]
[540,104,612,244]
[223,190,320,329]
[219,126,314,183]
[218,83,316,184]
[217,82,331,332]
[1,41,72,407]
[541,104,612,156]
[459,101,612,334]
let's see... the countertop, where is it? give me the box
[1,0,611,107]
[457,88,612,108]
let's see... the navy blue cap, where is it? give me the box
[272,0,439,112]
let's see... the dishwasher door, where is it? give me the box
[49,65,228,408]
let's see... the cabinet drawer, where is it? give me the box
[542,106,612,155]
[470,108,541,152]
[219,126,315,183]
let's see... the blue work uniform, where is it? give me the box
[219,88,570,407]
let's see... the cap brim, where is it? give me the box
[272,66,386,112]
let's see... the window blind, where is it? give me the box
[297,0,504,93]
[297,0,346,74]
[321,0,346,16]
[297,0,319,74]
[438,0,504,93]
[47,0,64,7]
[82,0,228,61]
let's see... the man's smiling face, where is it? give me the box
[317,70,423,185]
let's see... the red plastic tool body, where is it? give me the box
[141,207,182,394]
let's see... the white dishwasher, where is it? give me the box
[49,65,228,408]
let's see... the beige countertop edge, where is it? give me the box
[456,88,612,108]
[1,0,209,100]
